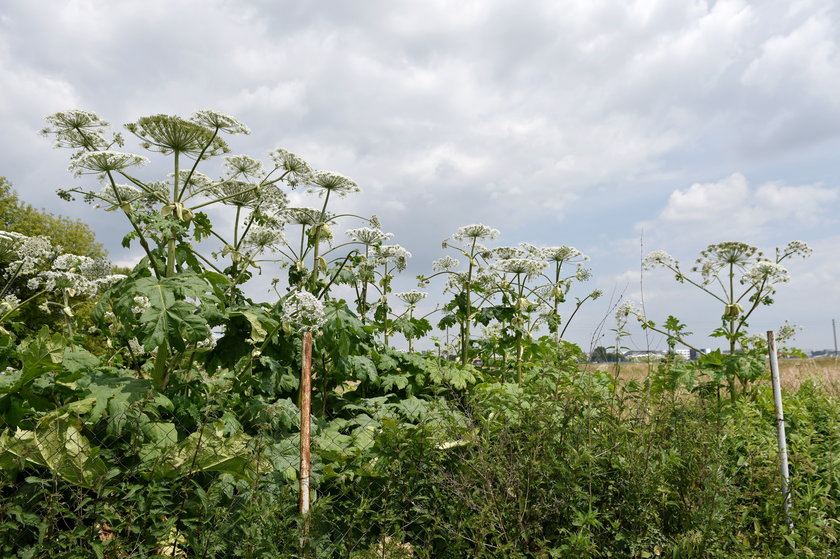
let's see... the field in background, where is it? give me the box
[589,356,840,394]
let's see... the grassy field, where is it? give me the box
[587,356,840,394]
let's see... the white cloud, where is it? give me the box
[656,173,838,238]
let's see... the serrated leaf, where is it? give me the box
[62,346,100,373]
[349,355,377,383]
[33,416,108,487]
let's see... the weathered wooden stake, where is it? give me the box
[299,331,313,549]
[767,330,793,528]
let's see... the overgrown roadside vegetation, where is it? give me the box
[0,110,836,558]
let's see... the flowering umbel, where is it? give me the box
[281,290,326,333]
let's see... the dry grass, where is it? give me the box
[585,356,840,395]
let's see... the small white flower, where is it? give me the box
[211,180,288,210]
[0,294,20,312]
[132,295,151,315]
[541,246,587,263]
[492,246,526,260]
[270,148,314,187]
[243,226,285,253]
[191,110,250,134]
[615,300,640,328]
[224,154,264,179]
[374,244,411,271]
[779,240,813,259]
[576,267,593,282]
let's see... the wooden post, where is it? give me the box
[299,331,313,548]
[767,330,793,528]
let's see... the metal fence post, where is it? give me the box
[767,330,793,528]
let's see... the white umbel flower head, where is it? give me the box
[542,246,587,263]
[282,290,326,333]
[243,226,285,253]
[494,258,547,277]
[742,261,789,286]
[779,240,813,260]
[270,148,314,187]
[224,154,264,179]
[432,255,460,272]
[0,295,20,313]
[374,244,412,271]
[492,246,526,260]
[615,300,640,329]
[396,290,427,306]
[346,227,392,246]
[70,150,149,176]
[642,250,677,271]
[452,224,500,241]
[0,232,55,275]
[615,301,641,330]
[307,171,360,197]
[191,110,250,135]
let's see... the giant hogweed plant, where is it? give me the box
[620,240,812,398]
[422,227,601,375]
[420,224,501,366]
[42,110,386,390]
[489,243,602,380]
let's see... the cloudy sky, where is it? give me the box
[2,0,839,353]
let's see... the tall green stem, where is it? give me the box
[309,190,332,292]
[166,151,180,278]
[460,239,476,366]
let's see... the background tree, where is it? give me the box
[0,176,105,258]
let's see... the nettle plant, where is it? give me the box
[634,240,812,396]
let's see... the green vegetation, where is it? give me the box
[0,110,836,558]
[0,176,105,259]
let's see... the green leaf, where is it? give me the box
[33,415,108,487]
[76,371,157,426]
[0,429,47,471]
[349,355,378,383]
[228,309,269,342]
[138,421,178,463]
[19,326,64,373]
[156,421,267,480]
[2,327,65,394]
[62,346,100,373]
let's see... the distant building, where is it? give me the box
[690,348,711,360]
[674,349,691,360]
[623,350,666,362]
